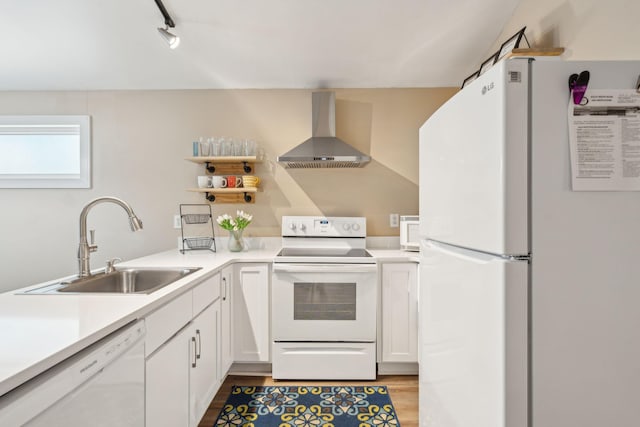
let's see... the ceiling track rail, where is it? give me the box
[154,0,176,28]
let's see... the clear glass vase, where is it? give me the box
[227,229,245,252]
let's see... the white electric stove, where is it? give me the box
[271,216,377,380]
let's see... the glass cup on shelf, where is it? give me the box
[208,137,220,157]
[233,139,244,156]
[220,137,232,156]
[243,139,256,156]
[199,139,210,157]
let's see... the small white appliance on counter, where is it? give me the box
[399,215,419,251]
[0,320,145,427]
[419,59,640,427]
[272,216,377,380]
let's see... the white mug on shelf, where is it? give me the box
[211,176,227,188]
[197,176,210,188]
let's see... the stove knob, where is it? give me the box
[288,223,296,231]
[342,223,351,231]
[298,223,306,231]
[352,223,361,231]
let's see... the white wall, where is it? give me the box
[488,0,640,59]
[0,91,198,292]
[0,88,454,292]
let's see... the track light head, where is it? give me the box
[154,0,179,49]
[158,26,180,49]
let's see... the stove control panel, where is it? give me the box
[281,216,367,238]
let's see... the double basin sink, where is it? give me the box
[23,267,202,295]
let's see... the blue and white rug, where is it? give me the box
[214,385,400,427]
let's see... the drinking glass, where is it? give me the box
[208,137,220,156]
[199,140,210,157]
[233,139,244,156]
[220,137,232,156]
[243,139,256,156]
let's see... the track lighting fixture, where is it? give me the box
[153,0,180,49]
[158,26,180,49]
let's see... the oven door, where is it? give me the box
[272,263,377,342]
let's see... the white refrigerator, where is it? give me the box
[419,58,640,427]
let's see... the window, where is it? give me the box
[0,116,90,188]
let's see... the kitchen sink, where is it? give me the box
[22,267,202,295]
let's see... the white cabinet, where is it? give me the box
[233,263,270,362]
[381,262,418,362]
[190,301,219,427]
[146,323,191,427]
[219,266,233,376]
[144,262,269,424]
[145,274,222,427]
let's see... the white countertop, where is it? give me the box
[0,246,416,397]
[367,249,420,262]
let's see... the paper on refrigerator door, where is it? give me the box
[568,89,640,191]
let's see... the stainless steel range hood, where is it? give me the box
[278,92,371,168]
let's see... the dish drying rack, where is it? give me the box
[179,204,216,253]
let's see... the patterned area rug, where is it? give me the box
[214,385,400,427]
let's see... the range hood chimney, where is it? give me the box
[278,92,371,168]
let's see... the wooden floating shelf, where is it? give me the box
[188,187,258,193]
[185,156,261,163]
[507,47,565,58]
[186,156,260,175]
[188,187,257,204]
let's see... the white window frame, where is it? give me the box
[0,115,91,188]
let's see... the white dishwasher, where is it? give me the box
[0,320,145,427]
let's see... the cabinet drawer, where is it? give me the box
[193,273,220,316]
[272,342,376,380]
[145,291,193,356]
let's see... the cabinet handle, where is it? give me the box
[191,336,197,368]
[196,329,202,359]
[222,277,227,301]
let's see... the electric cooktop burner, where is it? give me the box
[276,248,372,258]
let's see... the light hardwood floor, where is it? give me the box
[198,375,419,427]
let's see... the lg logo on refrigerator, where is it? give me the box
[482,82,495,95]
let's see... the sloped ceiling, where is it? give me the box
[1,0,522,90]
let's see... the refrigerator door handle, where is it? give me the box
[423,239,529,263]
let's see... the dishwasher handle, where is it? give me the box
[273,263,377,274]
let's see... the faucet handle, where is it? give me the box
[89,229,98,252]
[105,257,122,274]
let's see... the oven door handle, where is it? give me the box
[273,263,377,274]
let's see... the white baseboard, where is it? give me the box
[377,362,419,375]
[228,362,272,376]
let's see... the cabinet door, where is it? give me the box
[190,300,220,427]
[146,324,192,427]
[381,262,418,362]
[220,266,233,376]
[233,263,270,362]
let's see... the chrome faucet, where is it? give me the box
[78,197,143,278]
